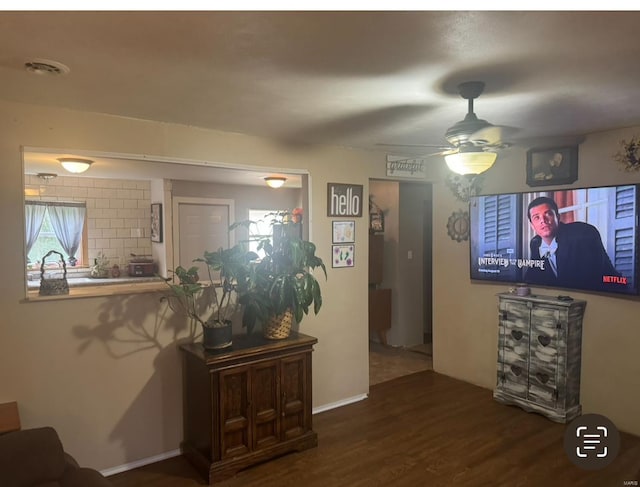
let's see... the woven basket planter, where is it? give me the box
[263,309,293,340]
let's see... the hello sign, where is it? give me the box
[327,183,363,217]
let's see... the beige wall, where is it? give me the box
[0,100,385,471]
[432,126,640,436]
[3,98,640,474]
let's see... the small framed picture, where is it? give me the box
[526,146,578,187]
[370,211,384,233]
[150,203,163,243]
[332,220,355,243]
[332,244,355,268]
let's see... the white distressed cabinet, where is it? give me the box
[493,293,586,423]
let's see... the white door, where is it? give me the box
[172,197,234,281]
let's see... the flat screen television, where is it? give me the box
[469,184,639,296]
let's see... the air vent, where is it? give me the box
[24,59,70,76]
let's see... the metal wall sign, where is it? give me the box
[327,183,363,217]
[386,155,427,179]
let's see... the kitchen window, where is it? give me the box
[26,201,87,269]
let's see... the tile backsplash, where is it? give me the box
[25,175,152,269]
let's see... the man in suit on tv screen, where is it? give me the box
[524,196,620,289]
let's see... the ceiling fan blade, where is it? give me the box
[376,142,451,149]
[469,125,520,146]
[422,147,459,157]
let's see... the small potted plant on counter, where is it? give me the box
[162,245,256,350]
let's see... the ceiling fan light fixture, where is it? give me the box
[264,176,286,188]
[444,151,497,176]
[58,157,93,174]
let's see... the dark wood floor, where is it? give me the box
[109,371,640,487]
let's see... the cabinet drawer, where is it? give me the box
[497,360,528,398]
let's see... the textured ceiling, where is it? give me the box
[3,11,640,178]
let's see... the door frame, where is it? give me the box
[172,196,235,271]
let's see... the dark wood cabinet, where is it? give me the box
[369,233,384,285]
[369,233,391,344]
[369,288,392,345]
[180,332,317,483]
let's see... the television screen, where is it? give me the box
[469,184,639,295]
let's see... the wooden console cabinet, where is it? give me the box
[179,332,318,483]
[493,293,586,423]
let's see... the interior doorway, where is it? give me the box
[368,179,433,385]
[172,197,234,278]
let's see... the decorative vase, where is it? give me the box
[202,320,232,350]
[263,309,293,340]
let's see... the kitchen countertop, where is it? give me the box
[25,275,168,301]
[27,275,165,289]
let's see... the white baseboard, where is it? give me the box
[100,448,181,477]
[99,394,368,477]
[312,393,368,414]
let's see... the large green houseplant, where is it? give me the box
[232,212,327,339]
[162,245,256,349]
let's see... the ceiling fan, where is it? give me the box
[380,81,517,173]
[439,81,517,175]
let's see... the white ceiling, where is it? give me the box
[3,11,640,181]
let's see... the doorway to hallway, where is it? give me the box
[368,179,433,385]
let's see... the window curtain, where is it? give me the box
[25,201,47,259]
[47,202,86,259]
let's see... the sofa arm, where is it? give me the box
[0,426,66,487]
[64,451,80,469]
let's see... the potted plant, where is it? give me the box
[162,245,256,349]
[232,211,327,339]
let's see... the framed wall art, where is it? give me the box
[526,146,578,187]
[332,244,354,268]
[332,220,355,243]
[327,183,363,217]
[150,203,163,243]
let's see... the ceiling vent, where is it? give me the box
[24,59,70,76]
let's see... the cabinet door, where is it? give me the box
[219,366,251,459]
[251,360,280,451]
[369,288,391,332]
[281,353,310,440]
[528,305,560,408]
[497,300,530,397]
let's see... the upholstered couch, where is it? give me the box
[0,426,111,487]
